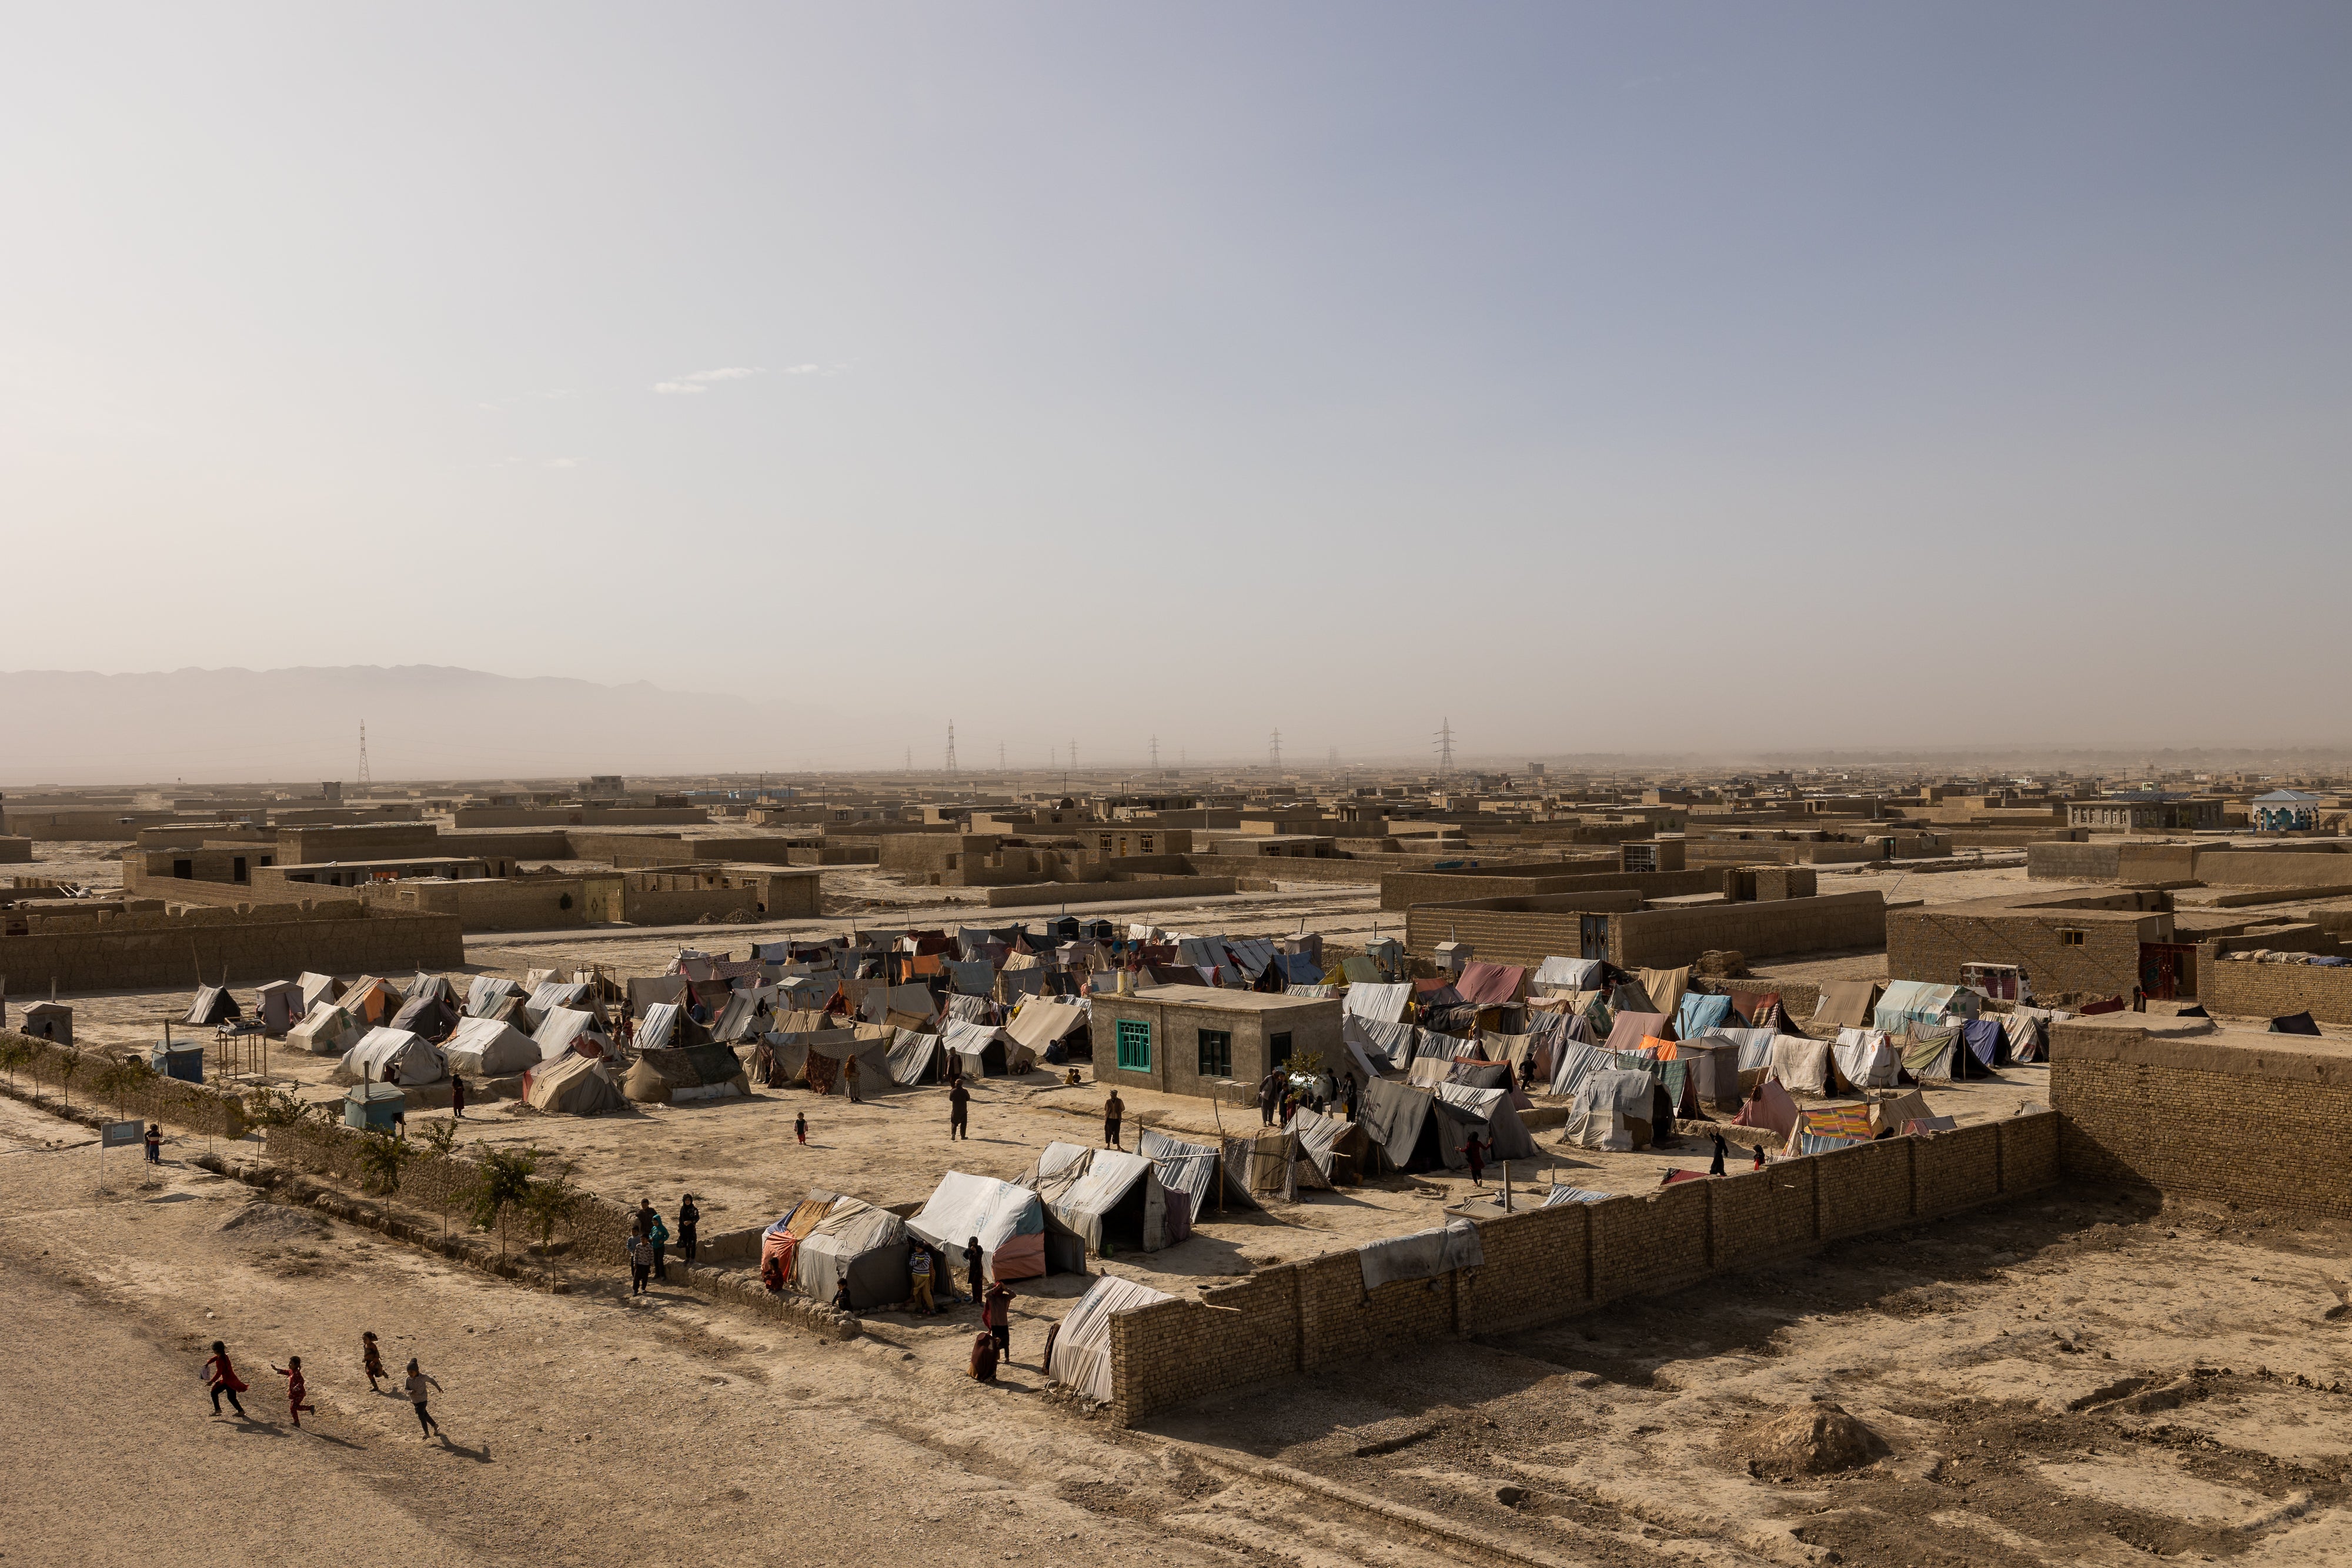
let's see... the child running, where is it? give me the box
[405,1359,443,1440]
[270,1356,316,1429]
[362,1330,386,1392]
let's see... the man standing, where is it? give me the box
[1103,1089,1124,1151]
[1258,1069,1282,1126]
[450,1072,468,1120]
[964,1235,984,1304]
[948,1080,970,1141]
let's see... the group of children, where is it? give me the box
[201,1333,443,1439]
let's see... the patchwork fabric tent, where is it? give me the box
[1020,1142,1170,1253]
[441,1015,539,1076]
[1786,1104,1877,1155]
[533,1006,610,1062]
[1768,1035,1833,1095]
[333,1027,445,1086]
[785,1195,914,1309]
[905,1171,1084,1282]
[339,975,402,1027]
[623,1044,748,1104]
[1606,1012,1669,1054]
[183,986,240,1027]
[1048,1275,1175,1403]
[1901,1024,1963,1082]
[523,1052,623,1114]
[1813,980,1884,1032]
[288,1002,363,1057]
[1562,1066,1658,1151]
[253,979,304,1036]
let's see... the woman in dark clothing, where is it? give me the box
[964,1236,984,1303]
[203,1341,248,1417]
[677,1193,700,1267]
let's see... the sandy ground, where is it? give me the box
[8,1086,2350,1568]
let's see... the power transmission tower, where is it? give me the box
[357,722,372,786]
[1327,745,1339,774]
[904,746,912,774]
[1269,729,1282,773]
[998,741,1005,771]
[1068,738,1077,774]
[1434,718,1455,776]
[944,720,958,773]
[1148,735,1160,775]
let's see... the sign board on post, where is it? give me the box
[102,1121,143,1149]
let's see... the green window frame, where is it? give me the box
[1115,1018,1152,1071]
[1197,1028,1231,1078]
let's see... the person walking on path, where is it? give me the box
[362,1331,386,1393]
[983,1281,1013,1361]
[794,1111,808,1146]
[948,1081,970,1141]
[270,1356,316,1429]
[143,1122,163,1165]
[450,1073,467,1119]
[1457,1133,1491,1188]
[677,1194,699,1268]
[202,1341,248,1418]
[1708,1132,1729,1177]
[648,1209,670,1282]
[626,1228,653,1295]
[403,1360,442,1441]
[1102,1090,1124,1151]
[964,1236,984,1305]
[844,1054,862,1104]
[908,1245,936,1315]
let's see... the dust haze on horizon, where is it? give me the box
[6,5,2347,771]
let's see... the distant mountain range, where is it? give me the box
[0,665,854,785]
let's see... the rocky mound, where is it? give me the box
[1730,1399,1889,1477]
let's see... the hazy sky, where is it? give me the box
[6,4,2348,768]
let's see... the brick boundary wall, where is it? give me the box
[2050,1021,2352,1217]
[1105,1111,2058,1425]
[4,1030,250,1138]
[2201,961,2352,1024]
[983,877,1240,908]
[0,910,463,991]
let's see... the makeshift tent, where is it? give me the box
[626,975,689,1013]
[1710,1026,1782,1076]
[1562,1068,1656,1151]
[407,974,455,1007]
[1222,1129,1302,1203]
[2271,1011,2323,1035]
[466,975,520,1018]
[533,1006,609,1061]
[1831,1028,1901,1089]
[1676,992,1732,1040]
[1786,1104,1876,1155]
[886,1029,943,1086]
[1726,989,1790,1031]
[801,1031,893,1097]
[1732,1077,1799,1139]
[1606,1011,1669,1054]
[1048,1274,1176,1403]
[1342,982,1413,1024]
[1433,1082,1536,1160]
[1676,1038,1743,1110]
[1020,1142,1170,1253]
[333,1027,445,1086]
[1344,1014,1419,1071]
[253,979,303,1036]
[904,1171,1083,1282]
[1869,1088,1933,1136]
[1638,966,1690,1019]
[1901,1024,1962,1082]
[1549,1037,1615,1100]
[183,986,240,1026]
[790,1196,914,1309]
[1005,999,1088,1061]
[2005,1007,2067,1063]
[1768,1035,1833,1095]
[709,985,780,1044]
[289,1002,363,1057]
[623,1044,748,1104]
[940,1018,1014,1077]
[389,992,458,1044]
[860,982,937,1028]
[441,1016,539,1076]
[1453,962,1526,1007]
[1357,1078,1450,1172]
[298,971,345,1012]
[634,1002,683,1051]
[522,981,593,1032]
[1533,955,1603,993]
[1140,1126,1247,1219]
[1961,1018,2007,1068]
[523,1052,624,1114]
[1875,981,1973,1035]
[1813,980,1884,1032]
[1357,1219,1484,1291]
[340,976,402,1027]
[1541,1183,1610,1206]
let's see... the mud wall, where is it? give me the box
[1106,1111,2059,1425]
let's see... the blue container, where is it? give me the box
[343,1082,406,1131]
[148,1044,205,1083]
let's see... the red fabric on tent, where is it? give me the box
[1730,1078,1799,1138]
[1454,962,1527,1007]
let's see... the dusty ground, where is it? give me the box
[8,1084,2349,1568]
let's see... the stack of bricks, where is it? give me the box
[1105,1112,2057,1425]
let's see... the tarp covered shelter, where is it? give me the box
[1453,962,1526,1007]
[1902,1024,1962,1082]
[1638,966,1690,1019]
[1961,1018,2007,1068]
[1434,1082,1536,1160]
[709,985,780,1045]
[442,1015,539,1076]
[627,975,690,1012]
[466,975,520,1018]
[1358,1218,1484,1291]
[333,1027,445,1086]
[253,979,303,1036]
[940,1018,1014,1077]
[789,1195,913,1310]
[1768,1035,1833,1095]
[1533,955,1603,992]
[533,1006,609,1061]
[860,982,938,1028]
[1342,981,1413,1024]
[1831,1028,1901,1089]
[886,1029,943,1085]
[1005,999,1088,1059]
[634,1001,684,1051]
[1732,1076,1799,1138]
[1606,1011,1669,1054]
[623,1044,748,1104]
[184,986,240,1027]
[1786,1104,1877,1155]
[1344,1014,1419,1071]
[1869,1088,1933,1136]
[1875,981,1965,1035]
[389,992,458,1044]
[1140,1126,1249,1217]
[407,974,456,1007]
[1813,980,1883,1031]
[1048,1275,1175,1403]
[523,1052,623,1114]
[1020,1142,1170,1253]
[1549,1037,1615,1100]
[1561,1066,1656,1150]
[1357,1078,1449,1172]
[298,971,345,1012]
[905,1171,1083,1282]
[340,975,402,1027]
[1676,992,1732,1040]
[801,1031,894,1097]
[522,980,593,1033]
[1675,1037,1743,1109]
[289,1001,363,1057]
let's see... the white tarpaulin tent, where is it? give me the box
[533,1006,607,1061]
[289,1002,362,1057]
[904,1171,1080,1282]
[1533,956,1603,992]
[465,975,519,1018]
[1831,1027,1900,1089]
[1048,1274,1175,1403]
[333,1026,445,1086]
[1342,982,1413,1024]
[1020,1141,1168,1253]
[1004,998,1087,1056]
[298,971,344,1012]
[442,1015,539,1076]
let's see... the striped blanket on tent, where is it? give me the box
[1788,1104,1876,1155]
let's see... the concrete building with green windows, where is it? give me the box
[1087,987,1344,1099]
